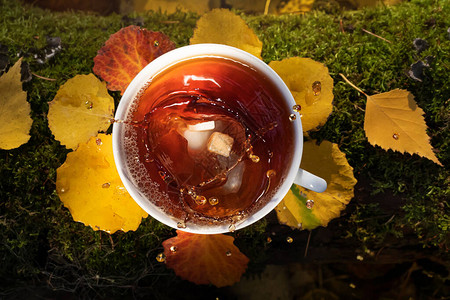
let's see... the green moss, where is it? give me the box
[0,0,449,297]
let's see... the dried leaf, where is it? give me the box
[190,9,263,59]
[32,36,62,65]
[56,134,148,233]
[408,60,430,82]
[162,230,249,287]
[364,89,441,165]
[269,57,334,134]
[93,25,176,94]
[412,38,429,54]
[47,74,114,149]
[0,58,32,149]
[276,141,357,230]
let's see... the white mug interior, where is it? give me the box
[113,44,305,234]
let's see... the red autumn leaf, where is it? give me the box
[93,25,176,94]
[162,230,249,287]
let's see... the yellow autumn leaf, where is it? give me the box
[0,58,33,149]
[348,0,403,8]
[269,57,334,134]
[364,89,441,166]
[56,134,148,233]
[190,9,263,59]
[278,0,315,14]
[276,141,357,230]
[48,74,114,149]
[132,0,210,14]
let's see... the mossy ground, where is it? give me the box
[0,0,449,298]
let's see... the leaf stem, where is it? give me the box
[264,0,271,15]
[32,72,56,81]
[339,73,368,97]
[361,28,392,43]
[304,230,312,258]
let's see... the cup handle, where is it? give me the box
[294,169,327,193]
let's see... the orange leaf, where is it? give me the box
[93,25,176,94]
[162,231,249,287]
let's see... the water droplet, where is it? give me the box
[312,81,321,96]
[306,199,314,209]
[102,182,111,189]
[226,250,232,257]
[59,187,67,193]
[232,214,244,223]
[268,151,273,158]
[209,197,219,206]
[96,138,102,146]
[170,246,178,253]
[286,236,293,243]
[154,40,159,46]
[249,154,260,163]
[194,195,207,205]
[158,171,171,183]
[187,187,195,195]
[266,169,276,178]
[156,253,166,262]
[85,100,93,109]
[144,153,154,163]
[289,114,296,121]
[297,223,302,229]
[292,104,302,112]
[393,133,399,140]
[228,224,236,232]
[177,221,186,229]
[266,237,272,243]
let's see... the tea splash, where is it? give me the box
[120,56,295,227]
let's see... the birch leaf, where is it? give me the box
[269,57,334,134]
[47,74,114,150]
[93,25,176,94]
[190,9,263,59]
[276,141,357,230]
[364,89,441,165]
[162,230,249,287]
[0,58,32,149]
[56,134,148,233]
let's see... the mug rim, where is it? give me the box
[113,43,303,234]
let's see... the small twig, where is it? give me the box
[264,0,271,15]
[109,235,115,250]
[339,19,345,33]
[384,214,396,225]
[339,73,369,97]
[375,246,385,260]
[353,104,365,111]
[32,72,56,81]
[362,28,392,43]
[304,230,312,258]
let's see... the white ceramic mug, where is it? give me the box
[113,44,327,234]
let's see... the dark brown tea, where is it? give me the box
[122,56,295,227]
